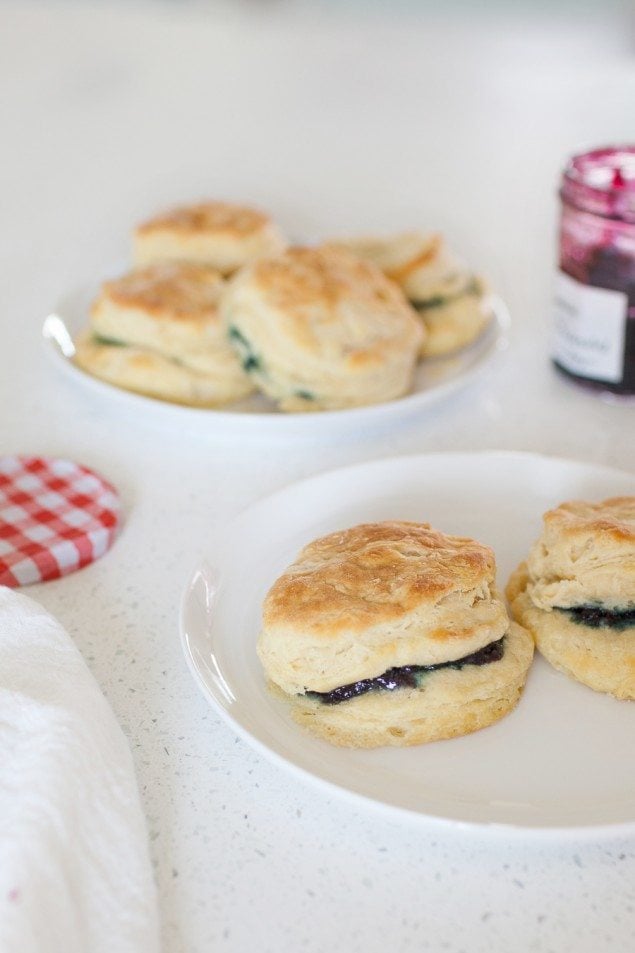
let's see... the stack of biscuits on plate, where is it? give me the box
[74,203,285,408]
[74,200,493,411]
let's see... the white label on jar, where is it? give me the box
[552,272,627,383]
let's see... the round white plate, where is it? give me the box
[42,285,508,438]
[180,452,635,836]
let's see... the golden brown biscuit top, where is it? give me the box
[263,520,497,637]
[241,246,417,327]
[543,497,635,545]
[95,263,224,318]
[136,201,269,237]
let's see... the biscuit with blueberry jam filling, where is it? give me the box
[258,520,533,747]
[506,497,635,700]
[74,261,253,406]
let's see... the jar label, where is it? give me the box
[552,272,627,383]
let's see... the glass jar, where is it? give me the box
[552,145,635,395]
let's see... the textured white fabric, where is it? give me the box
[0,587,159,953]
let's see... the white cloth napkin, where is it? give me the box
[0,587,159,953]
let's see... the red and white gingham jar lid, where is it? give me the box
[0,456,122,587]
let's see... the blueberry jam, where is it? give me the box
[413,295,447,311]
[412,277,479,311]
[243,354,261,372]
[557,604,635,631]
[228,325,262,374]
[306,636,506,705]
[228,325,249,347]
[94,334,127,347]
[553,146,635,395]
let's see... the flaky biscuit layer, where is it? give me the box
[526,497,635,610]
[74,332,252,406]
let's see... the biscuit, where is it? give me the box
[221,247,424,412]
[258,521,533,747]
[75,262,253,406]
[324,232,491,357]
[507,497,635,700]
[133,201,287,273]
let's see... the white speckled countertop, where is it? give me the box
[1,2,634,950]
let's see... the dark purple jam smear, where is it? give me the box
[557,604,635,631]
[306,636,506,706]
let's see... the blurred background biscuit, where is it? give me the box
[324,232,491,357]
[75,261,253,406]
[221,246,423,411]
[133,200,287,274]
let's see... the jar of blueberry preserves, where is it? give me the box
[552,145,635,395]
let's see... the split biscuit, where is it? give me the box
[507,497,635,700]
[258,520,533,747]
[74,261,253,406]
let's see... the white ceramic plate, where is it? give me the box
[180,452,635,836]
[42,285,508,438]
